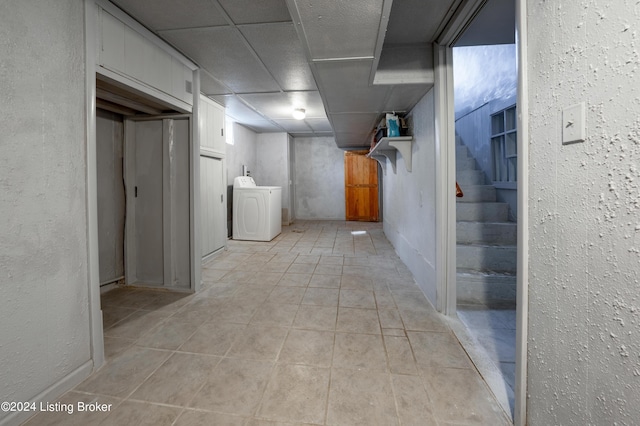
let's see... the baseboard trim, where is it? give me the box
[0,360,94,426]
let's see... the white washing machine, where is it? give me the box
[232,176,282,241]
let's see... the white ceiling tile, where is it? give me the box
[315,61,388,112]
[200,71,231,95]
[160,27,281,93]
[384,0,456,45]
[305,118,333,132]
[384,84,432,113]
[240,23,316,91]
[330,113,378,135]
[272,119,313,132]
[217,0,292,24]
[239,91,326,119]
[111,0,228,30]
[238,120,285,133]
[211,95,266,122]
[293,0,384,59]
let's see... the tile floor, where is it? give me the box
[25,221,510,426]
[457,305,517,415]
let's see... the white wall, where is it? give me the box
[256,133,291,224]
[383,89,438,303]
[293,136,346,220]
[226,122,257,185]
[527,2,640,424]
[0,0,91,422]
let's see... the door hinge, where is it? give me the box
[221,128,224,137]
[220,194,224,203]
[135,186,138,198]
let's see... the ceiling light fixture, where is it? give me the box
[292,108,306,120]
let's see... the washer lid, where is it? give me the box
[233,176,256,188]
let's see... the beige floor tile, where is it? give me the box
[75,346,171,397]
[374,288,397,309]
[179,322,245,355]
[100,400,181,426]
[249,271,285,285]
[293,254,320,264]
[277,273,312,287]
[336,307,381,334]
[226,325,288,361]
[319,255,344,265]
[392,374,438,426]
[174,410,246,426]
[104,310,173,340]
[382,328,406,337]
[102,306,138,329]
[407,331,472,370]
[339,289,377,309]
[422,367,510,425]
[302,287,340,306]
[262,261,293,273]
[221,270,258,283]
[333,333,387,372]
[327,368,397,426]
[340,275,373,290]
[23,392,121,426]
[103,336,135,361]
[189,358,273,415]
[308,274,341,289]
[286,262,317,274]
[292,305,337,331]
[139,291,194,312]
[257,364,330,424]
[384,335,419,375]
[314,264,343,275]
[250,302,299,327]
[130,352,220,406]
[378,308,404,329]
[399,308,449,332]
[231,285,274,303]
[278,329,334,367]
[135,320,199,350]
[208,300,260,324]
[201,267,230,282]
[266,286,306,305]
[169,306,216,325]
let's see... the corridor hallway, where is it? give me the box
[25,221,509,425]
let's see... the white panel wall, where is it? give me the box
[256,133,291,224]
[382,90,438,304]
[293,137,345,220]
[0,1,91,422]
[526,2,640,425]
[96,109,125,285]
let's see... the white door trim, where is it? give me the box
[84,0,105,371]
[514,0,529,423]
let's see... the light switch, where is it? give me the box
[562,102,586,144]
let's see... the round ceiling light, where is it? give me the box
[292,108,306,120]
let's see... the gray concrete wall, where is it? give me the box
[256,133,291,224]
[0,0,91,421]
[382,90,438,303]
[226,122,257,184]
[527,1,640,424]
[293,137,345,220]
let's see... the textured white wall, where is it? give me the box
[293,137,345,220]
[226,122,257,184]
[527,1,640,424]
[382,90,438,303]
[256,133,290,223]
[0,0,91,418]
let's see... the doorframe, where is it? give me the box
[84,0,201,371]
[433,0,529,424]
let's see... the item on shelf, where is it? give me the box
[386,113,400,137]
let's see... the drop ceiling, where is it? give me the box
[109,0,512,149]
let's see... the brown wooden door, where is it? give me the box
[344,150,379,221]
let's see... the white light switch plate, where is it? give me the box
[562,102,586,144]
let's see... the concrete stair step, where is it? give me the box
[455,185,496,202]
[456,156,476,171]
[456,244,517,274]
[456,145,469,158]
[457,221,517,245]
[456,202,509,222]
[456,169,485,185]
[456,270,516,307]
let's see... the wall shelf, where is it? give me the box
[366,136,413,174]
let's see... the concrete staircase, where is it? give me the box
[456,141,516,307]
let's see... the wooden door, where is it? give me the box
[344,151,379,221]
